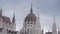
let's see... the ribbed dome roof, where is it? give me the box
[25,6,37,22]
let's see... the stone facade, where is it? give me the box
[0,5,58,34]
[20,6,42,34]
[0,7,20,34]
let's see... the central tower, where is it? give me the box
[20,5,41,34]
[24,5,37,34]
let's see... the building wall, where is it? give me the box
[58,31,60,34]
[35,17,41,34]
[0,17,18,34]
[20,17,42,34]
[0,18,3,28]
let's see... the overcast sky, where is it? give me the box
[0,0,60,33]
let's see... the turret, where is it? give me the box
[12,12,15,23]
[12,12,16,31]
[52,16,57,34]
[0,4,2,17]
[0,4,3,28]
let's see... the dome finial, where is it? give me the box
[30,4,33,13]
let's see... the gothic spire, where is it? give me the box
[30,4,33,13]
[53,16,56,28]
[12,12,15,23]
[0,4,2,17]
[52,16,57,34]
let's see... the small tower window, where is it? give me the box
[31,25,32,27]
[27,23,29,24]
[28,25,29,27]
[31,23,32,24]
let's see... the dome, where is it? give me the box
[25,6,37,22]
[25,13,36,22]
